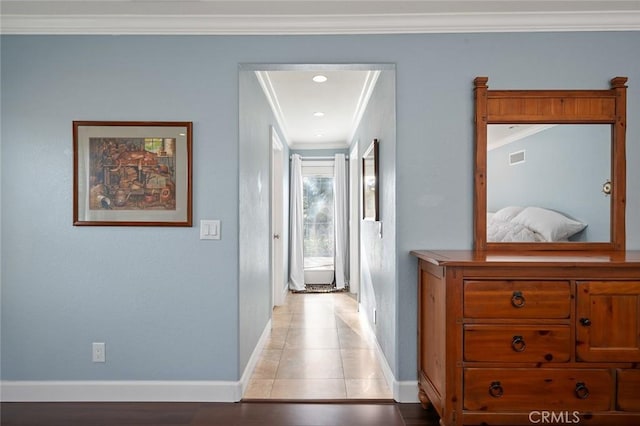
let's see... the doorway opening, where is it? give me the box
[239,63,396,400]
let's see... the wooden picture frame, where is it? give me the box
[73,121,193,226]
[362,138,380,221]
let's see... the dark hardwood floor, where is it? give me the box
[1,401,440,426]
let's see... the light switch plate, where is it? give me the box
[200,220,220,240]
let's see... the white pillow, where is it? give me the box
[492,206,525,222]
[511,206,587,242]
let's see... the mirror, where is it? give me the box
[363,138,379,221]
[474,77,627,252]
[488,124,611,242]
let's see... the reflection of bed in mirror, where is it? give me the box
[487,205,586,242]
[487,124,610,242]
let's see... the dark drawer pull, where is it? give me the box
[511,335,526,352]
[580,318,592,327]
[488,381,504,398]
[511,291,526,308]
[575,382,590,399]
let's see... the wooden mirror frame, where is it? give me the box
[474,76,627,252]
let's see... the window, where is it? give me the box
[302,161,334,269]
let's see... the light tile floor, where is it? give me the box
[244,292,393,400]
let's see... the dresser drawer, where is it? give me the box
[464,325,570,362]
[618,369,640,411]
[464,280,571,318]
[464,368,612,412]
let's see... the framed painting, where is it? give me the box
[362,138,379,221]
[73,121,193,226]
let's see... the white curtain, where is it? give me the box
[333,154,348,289]
[289,154,305,291]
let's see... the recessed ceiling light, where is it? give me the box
[312,75,327,83]
[313,112,325,117]
[315,132,324,137]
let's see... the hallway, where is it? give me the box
[244,292,393,400]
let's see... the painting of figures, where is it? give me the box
[74,121,192,226]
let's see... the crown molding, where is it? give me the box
[487,124,556,152]
[289,141,351,150]
[348,70,381,145]
[2,11,640,35]
[255,71,292,147]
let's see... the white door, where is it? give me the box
[349,142,360,297]
[271,127,285,307]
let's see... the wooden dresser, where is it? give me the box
[411,250,640,426]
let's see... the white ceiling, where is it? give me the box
[257,69,380,150]
[487,124,555,151]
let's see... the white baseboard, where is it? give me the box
[394,381,419,403]
[1,318,273,403]
[358,304,419,403]
[0,380,240,402]
[0,378,419,403]
[238,318,272,396]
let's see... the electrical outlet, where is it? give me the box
[92,342,106,363]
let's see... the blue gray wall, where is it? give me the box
[349,69,398,374]
[1,36,241,380]
[2,33,640,385]
[238,69,290,374]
